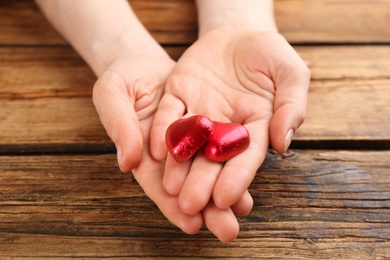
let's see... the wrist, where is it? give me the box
[90,26,168,76]
[196,0,278,37]
[81,5,169,76]
[35,0,169,77]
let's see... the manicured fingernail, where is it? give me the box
[116,144,123,167]
[284,129,294,152]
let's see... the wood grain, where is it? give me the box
[1,0,389,45]
[296,78,390,144]
[0,0,389,258]
[275,0,390,44]
[1,46,389,153]
[297,46,390,81]
[295,46,390,146]
[0,46,187,153]
[0,150,389,258]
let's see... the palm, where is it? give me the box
[93,51,253,242]
[93,55,175,171]
[151,30,310,231]
[165,31,306,122]
[92,56,204,231]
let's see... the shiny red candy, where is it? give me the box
[165,115,214,162]
[166,115,250,163]
[203,121,250,162]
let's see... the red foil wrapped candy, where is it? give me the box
[165,115,214,162]
[203,121,250,162]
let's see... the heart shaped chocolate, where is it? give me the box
[165,115,214,162]
[203,121,250,162]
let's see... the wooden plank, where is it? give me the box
[0,98,114,153]
[0,0,65,45]
[297,46,390,81]
[0,0,196,45]
[296,78,390,145]
[0,150,389,258]
[0,0,389,45]
[0,47,111,153]
[0,47,95,98]
[0,46,186,153]
[0,46,389,152]
[275,0,390,44]
[295,46,390,146]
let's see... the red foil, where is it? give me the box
[166,115,214,162]
[203,121,250,162]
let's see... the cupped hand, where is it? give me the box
[151,30,310,220]
[92,53,175,172]
[92,53,204,233]
[92,52,252,242]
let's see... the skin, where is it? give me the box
[151,0,310,240]
[151,29,310,218]
[93,48,253,239]
[35,0,310,242]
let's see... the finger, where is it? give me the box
[162,153,192,196]
[93,76,142,173]
[178,154,223,216]
[202,200,240,243]
[133,151,203,235]
[231,190,253,216]
[213,119,269,209]
[150,93,186,161]
[269,61,311,153]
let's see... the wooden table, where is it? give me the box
[1,0,389,258]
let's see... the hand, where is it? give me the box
[92,52,251,242]
[92,53,175,172]
[36,0,257,243]
[150,30,310,233]
[92,53,202,233]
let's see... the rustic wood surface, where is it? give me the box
[0,151,389,258]
[1,0,390,45]
[1,46,389,152]
[0,0,389,259]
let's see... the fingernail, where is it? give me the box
[284,129,294,152]
[116,144,123,167]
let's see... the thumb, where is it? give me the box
[93,75,143,172]
[269,66,310,153]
